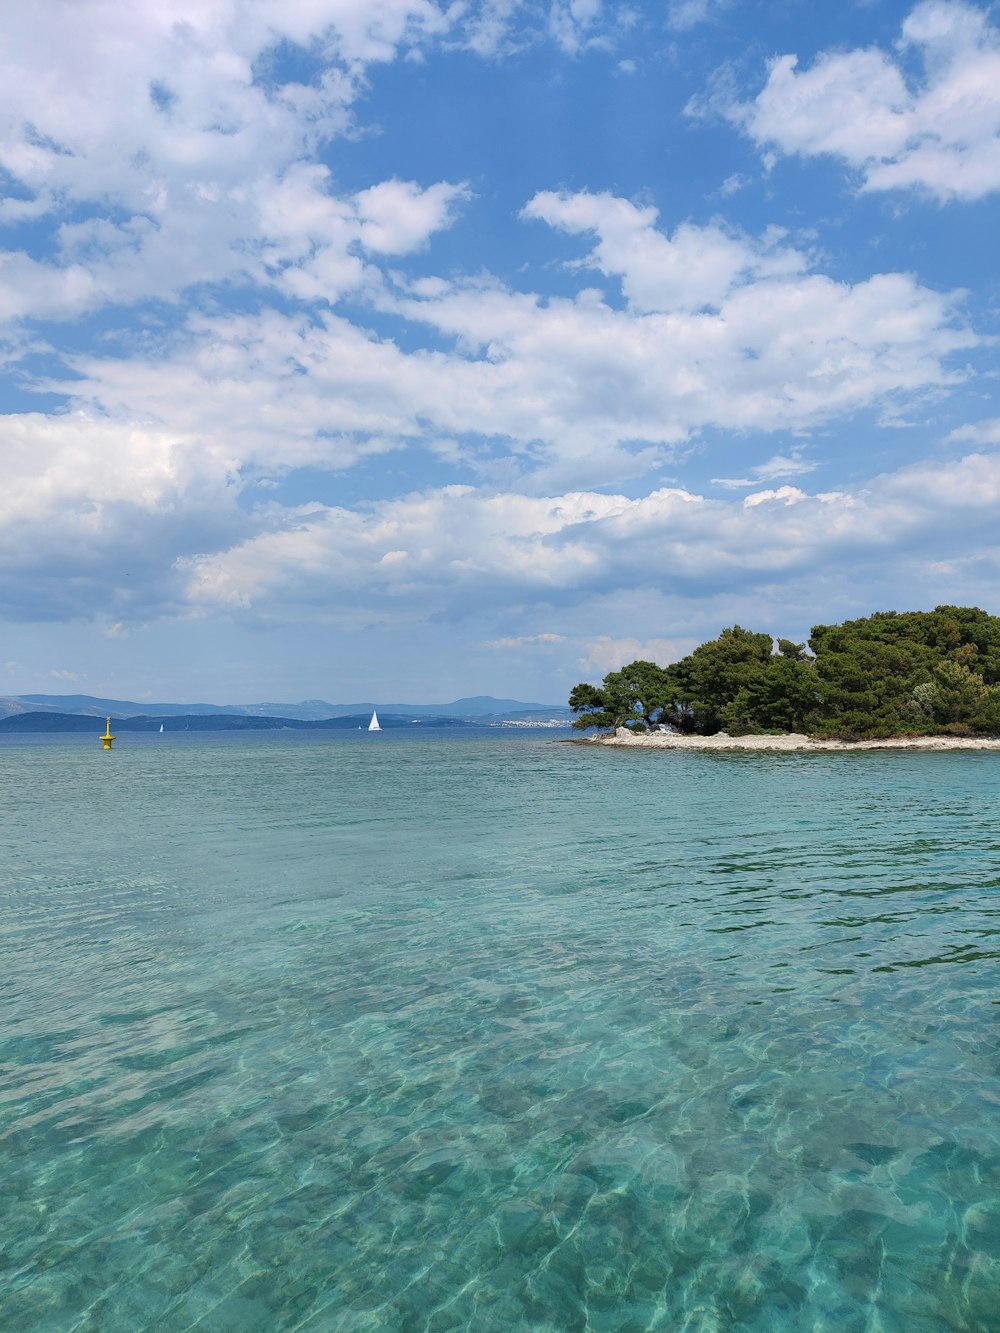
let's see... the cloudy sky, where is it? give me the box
[2,0,999,704]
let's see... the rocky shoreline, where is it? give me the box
[582,728,1000,752]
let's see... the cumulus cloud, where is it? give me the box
[2,3,360,212]
[2,401,999,665]
[579,636,699,672]
[254,168,469,305]
[4,181,970,532]
[168,452,1000,627]
[947,417,1000,446]
[0,1,994,685]
[0,3,464,325]
[0,150,979,635]
[522,189,808,313]
[708,0,1000,201]
[0,0,981,493]
[0,410,244,620]
[380,190,975,480]
[353,178,471,255]
[50,218,975,495]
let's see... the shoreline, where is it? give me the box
[577,728,1000,752]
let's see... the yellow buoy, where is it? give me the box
[102,715,116,750]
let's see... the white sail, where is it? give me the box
[368,710,381,731]
[159,723,164,733]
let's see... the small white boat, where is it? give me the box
[368,710,381,732]
[159,723,164,733]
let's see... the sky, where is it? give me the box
[1,0,999,705]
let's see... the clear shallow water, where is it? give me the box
[2,732,1000,1332]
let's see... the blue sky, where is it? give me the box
[2,0,999,705]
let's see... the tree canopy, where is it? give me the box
[569,606,1000,738]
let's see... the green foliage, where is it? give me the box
[664,626,784,734]
[808,606,1000,737]
[569,660,670,731]
[568,606,1000,739]
[776,639,809,661]
[722,656,821,735]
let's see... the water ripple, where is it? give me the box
[1,738,999,1329]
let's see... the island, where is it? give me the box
[568,606,1000,746]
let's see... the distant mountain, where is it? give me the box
[0,712,474,733]
[7,693,248,718]
[0,693,573,725]
[236,695,568,721]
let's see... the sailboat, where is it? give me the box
[368,710,381,732]
[159,723,164,733]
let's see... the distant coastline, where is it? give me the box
[0,711,571,734]
[580,729,1000,752]
[0,693,573,732]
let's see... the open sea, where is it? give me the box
[2,728,999,1332]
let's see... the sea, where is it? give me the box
[2,728,999,1332]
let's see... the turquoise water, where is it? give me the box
[2,732,1000,1331]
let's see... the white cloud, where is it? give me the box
[168,451,1000,630]
[742,485,809,507]
[0,5,994,677]
[48,227,974,495]
[1,3,359,213]
[522,189,808,313]
[0,409,243,619]
[947,417,1000,445]
[486,632,565,648]
[715,0,1000,201]
[667,0,726,33]
[5,182,969,516]
[254,167,469,304]
[379,191,975,481]
[460,1,531,56]
[548,0,607,54]
[0,159,975,637]
[353,178,471,255]
[579,636,699,672]
[0,1,980,497]
[2,394,999,667]
[717,172,750,197]
[713,450,818,489]
[0,3,469,326]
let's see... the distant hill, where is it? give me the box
[0,712,479,733]
[0,692,574,732]
[7,693,252,718]
[240,695,569,721]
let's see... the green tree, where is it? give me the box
[723,655,821,734]
[665,626,775,733]
[808,607,1000,736]
[569,660,671,731]
[567,607,1000,740]
[777,638,809,661]
[933,605,1000,684]
[567,681,615,731]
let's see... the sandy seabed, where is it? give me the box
[584,728,1000,752]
